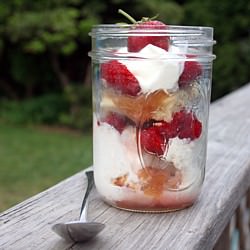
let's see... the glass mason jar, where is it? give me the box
[89,24,216,212]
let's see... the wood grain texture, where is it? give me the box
[213,223,230,250]
[236,196,250,250]
[1,83,250,250]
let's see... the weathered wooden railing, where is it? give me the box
[214,190,250,250]
[0,83,250,250]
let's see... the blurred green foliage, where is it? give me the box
[183,0,250,99]
[0,93,67,125]
[0,0,249,129]
[60,85,92,130]
[0,86,92,130]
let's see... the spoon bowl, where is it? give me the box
[52,171,105,242]
[52,221,105,242]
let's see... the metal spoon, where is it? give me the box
[52,170,105,242]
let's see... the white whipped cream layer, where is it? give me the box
[118,44,185,93]
[93,118,140,200]
[164,138,203,188]
[93,117,202,199]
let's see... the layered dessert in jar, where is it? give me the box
[90,13,215,212]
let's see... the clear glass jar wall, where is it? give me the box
[89,25,215,212]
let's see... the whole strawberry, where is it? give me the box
[118,9,169,52]
[128,20,169,52]
[101,60,141,96]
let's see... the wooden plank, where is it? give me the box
[247,188,250,208]
[213,223,230,250]
[1,83,250,250]
[236,196,250,250]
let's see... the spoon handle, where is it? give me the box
[79,170,94,222]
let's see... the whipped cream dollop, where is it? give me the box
[118,44,185,93]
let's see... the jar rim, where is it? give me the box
[90,24,214,38]
[89,24,216,61]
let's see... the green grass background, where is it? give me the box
[0,124,92,212]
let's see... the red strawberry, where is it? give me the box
[191,118,202,139]
[102,112,127,133]
[140,123,167,156]
[160,120,178,139]
[118,9,169,52]
[101,60,141,96]
[172,110,202,140]
[179,56,202,87]
[140,120,177,156]
[140,110,202,156]
[128,21,169,52]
